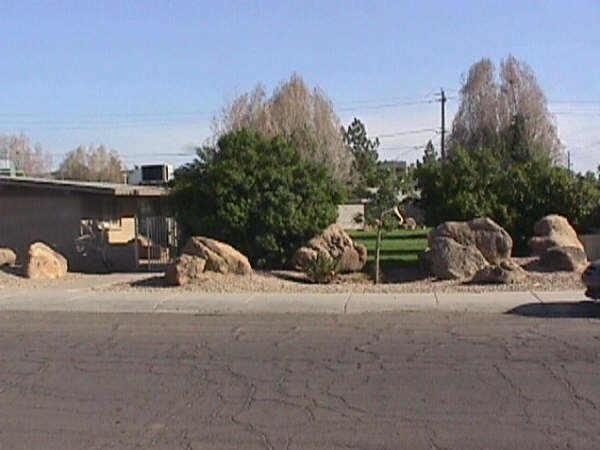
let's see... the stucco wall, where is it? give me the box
[0,185,139,272]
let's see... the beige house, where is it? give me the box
[0,177,175,272]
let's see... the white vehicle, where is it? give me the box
[582,260,600,300]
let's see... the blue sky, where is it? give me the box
[0,1,598,172]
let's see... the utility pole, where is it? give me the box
[440,88,446,160]
[567,150,572,172]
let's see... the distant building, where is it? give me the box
[381,160,408,178]
[0,151,24,177]
[127,164,174,185]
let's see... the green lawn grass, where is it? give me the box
[349,228,429,267]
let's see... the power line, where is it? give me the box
[549,100,600,105]
[377,128,437,138]
[338,99,436,112]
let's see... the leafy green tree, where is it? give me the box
[171,129,344,268]
[415,145,600,253]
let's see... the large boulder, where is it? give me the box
[0,248,17,267]
[182,237,252,275]
[164,237,252,286]
[431,217,513,264]
[25,242,68,280]
[428,236,489,280]
[292,224,367,273]
[538,246,588,272]
[529,215,585,255]
[426,218,514,280]
[529,215,588,272]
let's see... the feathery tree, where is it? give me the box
[57,145,125,182]
[214,73,352,182]
[451,55,564,164]
[0,133,52,176]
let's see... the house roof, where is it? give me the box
[0,176,169,197]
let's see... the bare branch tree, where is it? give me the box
[451,55,564,164]
[214,73,352,182]
[0,133,52,176]
[498,55,564,163]
[57,145,125,183]
[451,58,500,151]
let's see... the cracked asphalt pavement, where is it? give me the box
[2,310,600,449]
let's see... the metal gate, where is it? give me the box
[137,216,179,270]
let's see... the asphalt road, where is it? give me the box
[2,310,600,449]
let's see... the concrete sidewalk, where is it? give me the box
[0,284,591,314]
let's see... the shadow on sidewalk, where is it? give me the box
[507,301,600,318]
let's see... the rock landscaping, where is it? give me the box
[529,215,588,272]
[424,217,520,283]
[25,242,68,280]
[165,237,252,286]
[292,224,367,273]
[0,248,17,267]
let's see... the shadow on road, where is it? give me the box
[507,301,600,318]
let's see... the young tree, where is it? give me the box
[342,118,380,196]
[0,133,52,176]
[422,140,437,164]
[451,55,564,164]
[214,73,352,183]
[57,145,125,182]
[172,130,344,268]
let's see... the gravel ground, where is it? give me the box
[119,269,585,294]
[0,260,586,294]
[0,269,86,289]
[117,257,586,294]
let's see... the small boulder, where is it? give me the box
[25,242,68,279]
[165,254,206,286]
[471,260,528,284]
[0,248,17,267]
[292,224,367,273]
[529,215,585,255]
[538,246,588,272]
[182,237,252,275]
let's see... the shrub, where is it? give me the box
[171,129,344,268]
[415,146,600,254]
[301,252,341,284]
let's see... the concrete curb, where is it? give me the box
[0,287,591,315]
